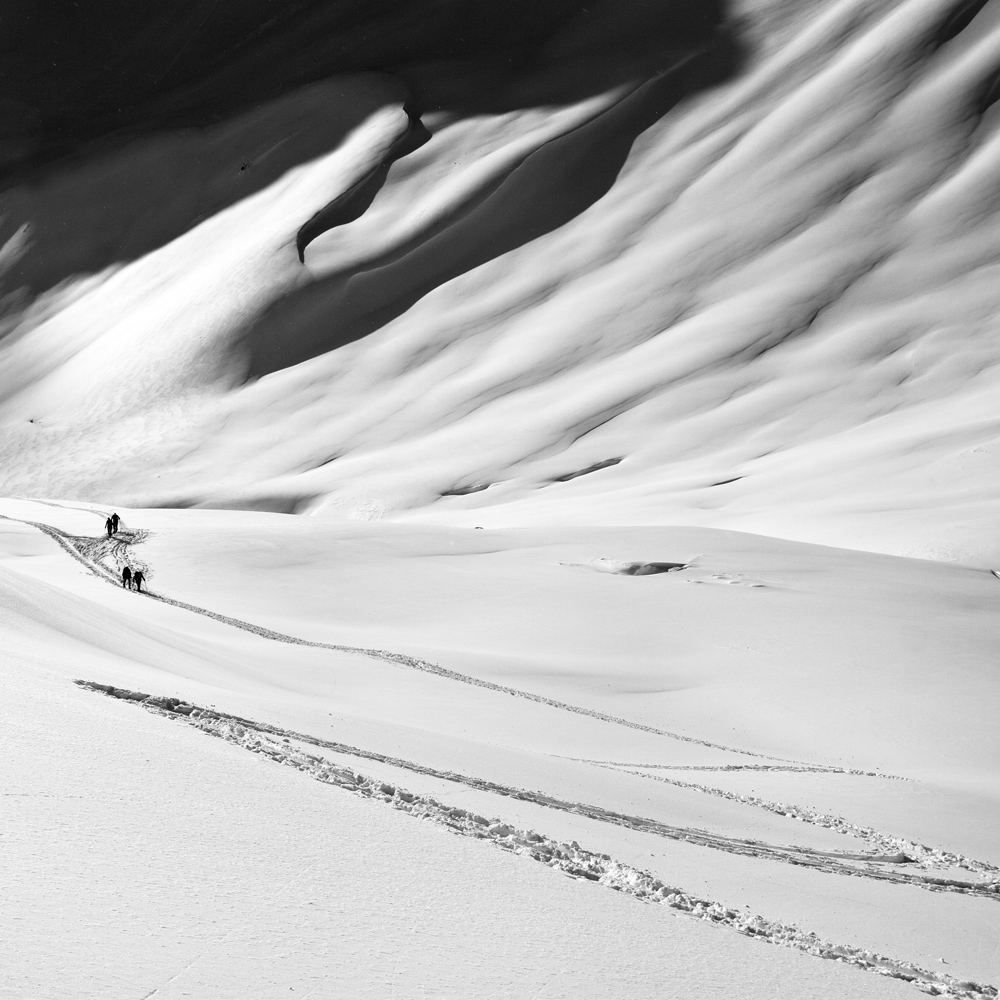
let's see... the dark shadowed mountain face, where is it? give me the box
[3,0,999,565]
[244,52,736,378]
[0,0,736,307]
[0,0,729,183]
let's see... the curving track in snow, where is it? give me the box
[1,507,884,773]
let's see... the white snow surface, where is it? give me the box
[3,0,1000,995]
[2,499,998,997]
[0,0,999,560]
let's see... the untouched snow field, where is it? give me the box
[2,498,998,998]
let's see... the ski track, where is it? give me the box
[74,680,1000,898]
[564,757,900,774]
[0,508,894,776]
[593,764,1000,877]
[75,681,1000,1000]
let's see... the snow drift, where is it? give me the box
[2,0,999,562]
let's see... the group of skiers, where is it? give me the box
[104,511,145,592]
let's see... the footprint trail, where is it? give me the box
[1,508,887,775]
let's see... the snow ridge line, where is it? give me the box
[74,681,1000,900]
[6,511,891,777]
[73,681,998,1000]
[600,764,1000,876]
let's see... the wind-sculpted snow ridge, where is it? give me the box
[74,680,1000,1000]
[2,509,892,776]
[598,762,1000,876]
[3,0,1000,561]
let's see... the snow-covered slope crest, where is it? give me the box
[1,0,1000,561]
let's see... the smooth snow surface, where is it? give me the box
[2,500,997,998]
[1,0,1000,560]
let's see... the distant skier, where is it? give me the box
[105,517,114,537]
[111,513,120,533]
[133,570,144,593]
[122,566,132,589]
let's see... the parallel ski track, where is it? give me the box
[596,763,999,877]
[75,680,1000,1000]
[76,681,1000,899]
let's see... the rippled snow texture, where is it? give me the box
[1,0,999,562]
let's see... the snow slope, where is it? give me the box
[2,1,1000,995]
[0,0,999,560]
[4,653,917,1000]
[2,499,997,997]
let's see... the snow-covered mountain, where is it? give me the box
[3,3,999,998]
[2,0,998,561]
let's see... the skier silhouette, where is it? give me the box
[111,513,120,533]
[122,566,132,589]
[105,517,113,537]
[133,570,144,593]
